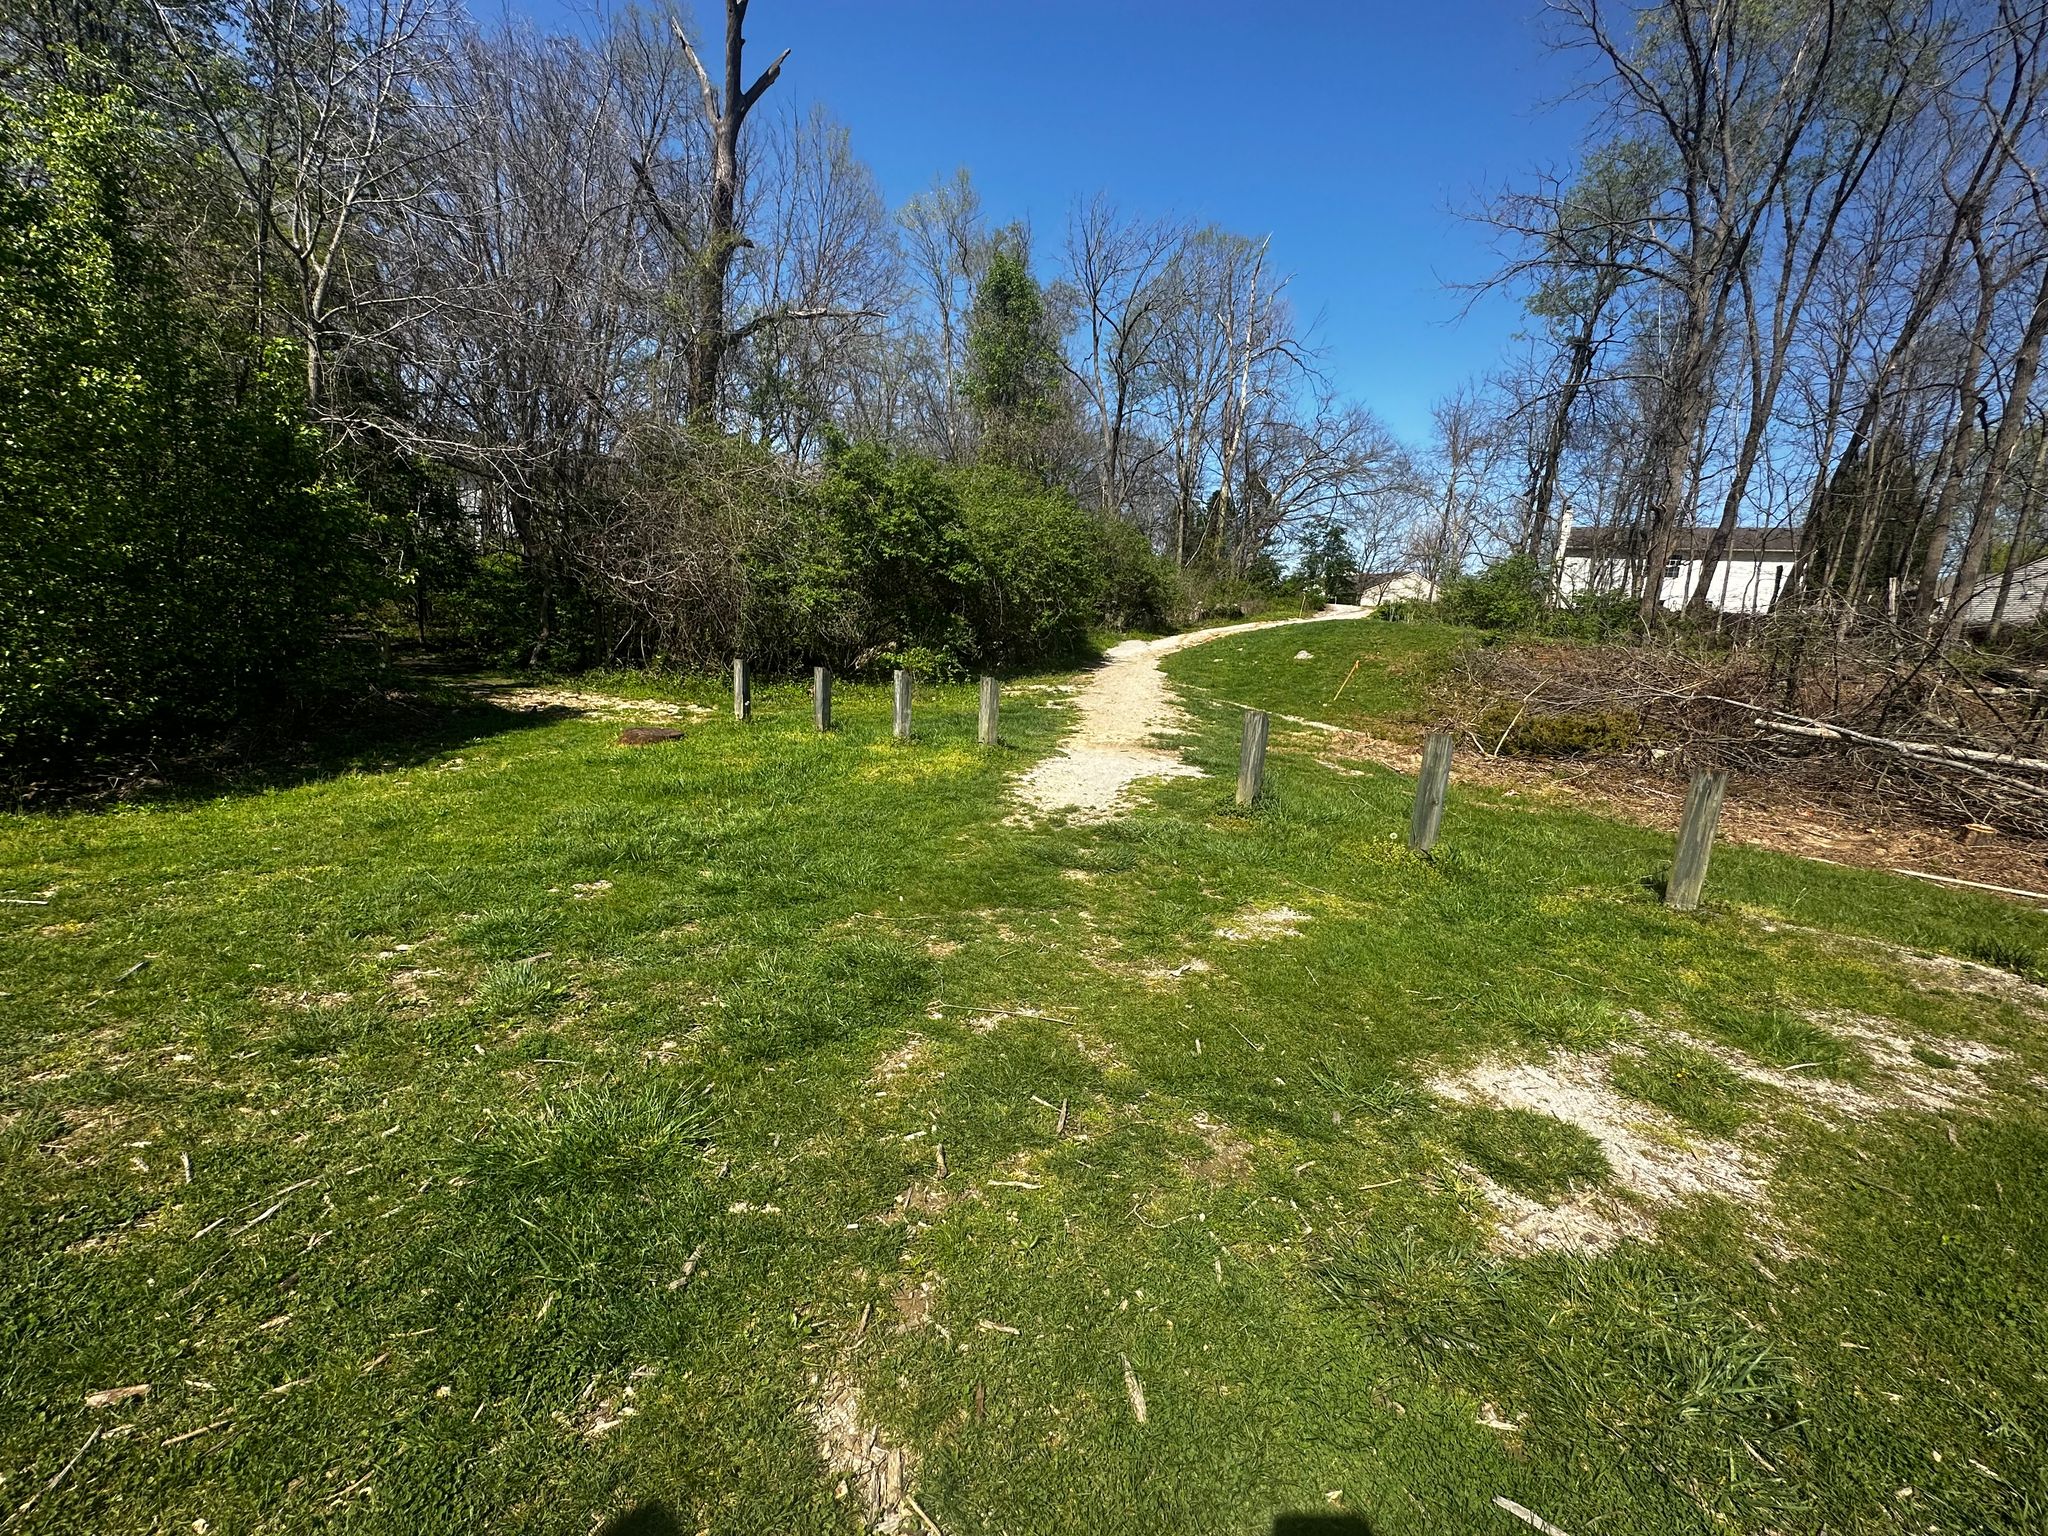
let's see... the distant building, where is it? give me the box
[1952,554,2048,629]
[1356,569,1438,607]
[1558,524,1799,613]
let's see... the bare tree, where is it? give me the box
[1553,0,1844,623]
[149,0,459,406]
[898,168,988,458]
[1063,195,1183,520]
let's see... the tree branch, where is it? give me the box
[668,12,720,124]
[728,304,881,346]
[740,48,791,115]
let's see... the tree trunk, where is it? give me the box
[1948,263,2048,622]
[665,1,788,426]
[1987,423,2048,645]
[1639,297,1714,625]
[1915,236,1999,615]
[1526,325,1598,564]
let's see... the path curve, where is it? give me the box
[1011,604,1370,822]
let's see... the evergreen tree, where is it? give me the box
[961,227,1066,477]
[1298,523,1359,603]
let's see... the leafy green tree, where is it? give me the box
[0,90,366,774]
[1296,523,1359,605]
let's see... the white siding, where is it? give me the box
[1955,558,2048,627]
[1559,554,1792,614]
[1359,573,1438,606]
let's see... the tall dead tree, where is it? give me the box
[632,2,880,427]
[632,2,785,424]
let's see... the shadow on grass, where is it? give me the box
[10,680,575,813]
[596,1502,684,1536]
[1272,1516,1377,1535]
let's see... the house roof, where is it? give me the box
[1563,524,1798,559]
[1357,569,1426,587]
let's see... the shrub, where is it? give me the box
[0,92,369,776]
[1093,515,1180,633]
[953,467,1103,669]
[808,440,975,670]
[1439,554,1545,631]
[1549,587,1641,640]
[774,445,1111,676]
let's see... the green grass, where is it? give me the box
[1159,615,1469,727]
[2,632,2046,1533]
[1611,1039,1757,1135]
[1451,1106,1612,1199]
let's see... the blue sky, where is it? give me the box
[516,1,1595,443]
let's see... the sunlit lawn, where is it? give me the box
[3,632,2044,1534]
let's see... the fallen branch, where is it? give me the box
[904,1493,947,1536]
[6,1425,101,1528]
[1889,868,2048,904]
[1119,1353,1147,1423]
[1755,714,2048,774]
[1493,1495,1572,1536]
[666,1241,706,1292]
[160,1415,233,1447]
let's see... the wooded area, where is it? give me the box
[3,0,2046,781]
[1487,0,2048,631]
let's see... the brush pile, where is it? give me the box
[1447,607,2048,840]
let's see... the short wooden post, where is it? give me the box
[1236,710,1269,806]
[1409,730,1453,852]
[813,666,832,732]
[978,675,1000,746]
[732,658,750,722]
[1666,769,1728,911]
[892,669,912,741]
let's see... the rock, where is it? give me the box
[617,727,685,746]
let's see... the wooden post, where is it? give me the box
[893,669,912,741]
[1666,769,1728,911]
[1409,730,1453,852]
[731,658,750,722]
[978,676,1000,746]
[813,666,832,732]
[1236,710,1269,806]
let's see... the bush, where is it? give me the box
[1093,516,1180,633]
[739,442,1112,677]
[0,92,369,775]
[1550,587,1641,640]
[807,440,976,670]
[1439,555,1544,631]
[954,467,1103,669]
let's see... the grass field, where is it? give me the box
[4,626,2046,1534]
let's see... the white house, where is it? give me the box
[1558,524,1799,614]
[1952,554,2048,629]
[1355,569,1439,606]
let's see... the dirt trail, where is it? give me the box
[1011,606,1367,822]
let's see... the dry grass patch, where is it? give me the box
[806,1370,921,1534]
[1214,905,1311,941]
[1431,1051,1771,1257]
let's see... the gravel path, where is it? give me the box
[1011,605,1367,822]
